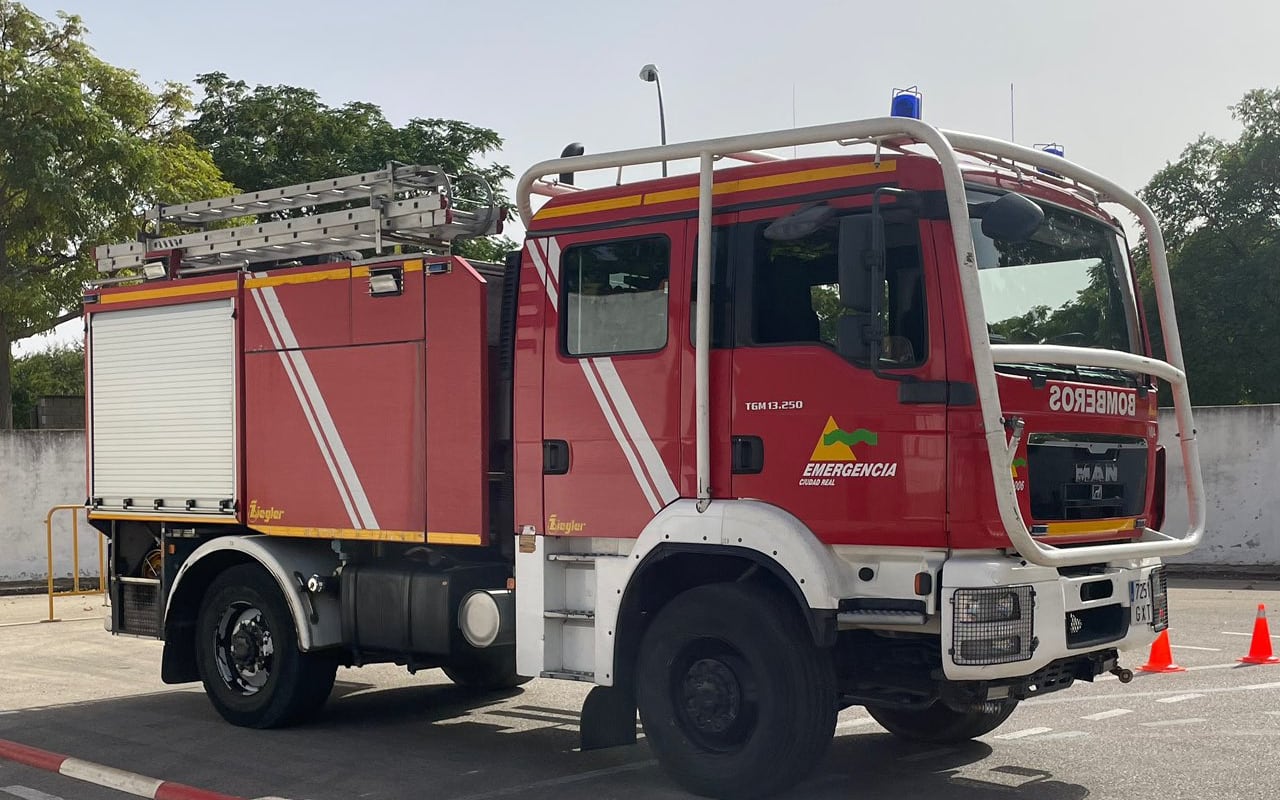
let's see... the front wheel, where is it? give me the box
[195,564,337,728]
[867,699,1019,744]
[636,583,837,800]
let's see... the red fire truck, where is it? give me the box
[84,102,1205,798]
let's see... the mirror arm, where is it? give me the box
[865,188,918,385]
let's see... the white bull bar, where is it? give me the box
[516,117,1205,569]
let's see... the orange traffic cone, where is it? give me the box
[1138,629,1185,673]
[1238,604,1280,665]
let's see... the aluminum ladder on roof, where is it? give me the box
[94,163,502,275]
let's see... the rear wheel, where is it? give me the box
[867,699,1019,744]
[195,564,337,728]
[636,583,836,800]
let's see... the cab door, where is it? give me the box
[727,203,949,548]
[533,224,684,539]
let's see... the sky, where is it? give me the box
[15,0,1280,353]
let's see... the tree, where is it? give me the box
[10,343,82,428]
[1138,88,1280,405]
[0,2,233,428]
[186,72,515,262]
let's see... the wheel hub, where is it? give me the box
[681,658,743,735]
[213,604,273,695]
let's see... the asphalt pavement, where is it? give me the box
[2,581,1279,800]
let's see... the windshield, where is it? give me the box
[969,189,1141,362]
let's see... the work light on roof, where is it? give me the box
[890,86,922,120]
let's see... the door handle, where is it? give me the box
[543,440,570,475]
[731,436,764,474]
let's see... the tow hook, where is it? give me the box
[1110,666,1134,683]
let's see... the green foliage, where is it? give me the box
[9,343,83,428]
[0,1,232,427]
[1138,88,1280,405]
[186,72,516,261]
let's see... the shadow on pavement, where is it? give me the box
[0,684,1092,800]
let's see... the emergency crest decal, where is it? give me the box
[799,416,898,486]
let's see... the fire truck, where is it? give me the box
[84,98,1205,799]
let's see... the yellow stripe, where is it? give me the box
[426,532,484,546]
[536,160,898,222]
[256,524,426,542]
[351,259,424,278]
[88,512,240,525]
[245,267,347,288]
[1043,518,1139,537]
[532,194,644,220]
[99,279,239,305]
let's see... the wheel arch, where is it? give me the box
[162,535,342,683]
[601,499,846,691]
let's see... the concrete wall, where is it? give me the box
[0,431,93,584]
[1161,404,1280,567]
[0,405,1276,580]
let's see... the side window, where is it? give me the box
[746,212,927,367]
[562,235,670,356]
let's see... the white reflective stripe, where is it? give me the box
[544,236,561,290]
[257,286,379,529]
[527,240,558,311]
[579,359,660,513]
[591,357,679,504]
[249,288,360,527]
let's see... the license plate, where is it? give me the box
[1130,579,1153,627]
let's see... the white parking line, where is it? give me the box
[836,717,877,731]
[1156,694,1204,704]
[1170,644,1221,651]
[1222,631,1279,638]
[3,788,65,800]
[1082,709,1133,721]
[1031,731,1087,741]
[1140,718,1206,728]
[994,727,1053,740]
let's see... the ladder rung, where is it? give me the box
[544,609,594,620]
[546,553,627,563]
[541,669,594,682]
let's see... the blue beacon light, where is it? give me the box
[890,87,922,119]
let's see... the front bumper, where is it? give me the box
[940,554,1165,680]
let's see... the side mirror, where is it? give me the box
[973,192,1044,242]
[837,215,875,312]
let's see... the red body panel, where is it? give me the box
[423,257,489,543]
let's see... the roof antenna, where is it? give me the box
[1010,82,1015,143]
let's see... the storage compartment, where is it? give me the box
[116,577,162,637]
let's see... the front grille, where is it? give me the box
[1066,604,1129,648]
[1028,434,1148,521]
[1151,567,1169,632]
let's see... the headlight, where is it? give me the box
[951,586,1036,666]
[954,589,1022,623]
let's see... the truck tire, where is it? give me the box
[195,564,337,728]
[443,646,532,691]
[636,582,836,800]
[867,699,1019,743]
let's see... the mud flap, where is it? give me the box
[580,685,638,751]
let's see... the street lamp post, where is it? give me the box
[638,63,668,177]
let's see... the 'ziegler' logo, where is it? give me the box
[547,514,586,534]
[248,500,284,523]
[800,417,897,486]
